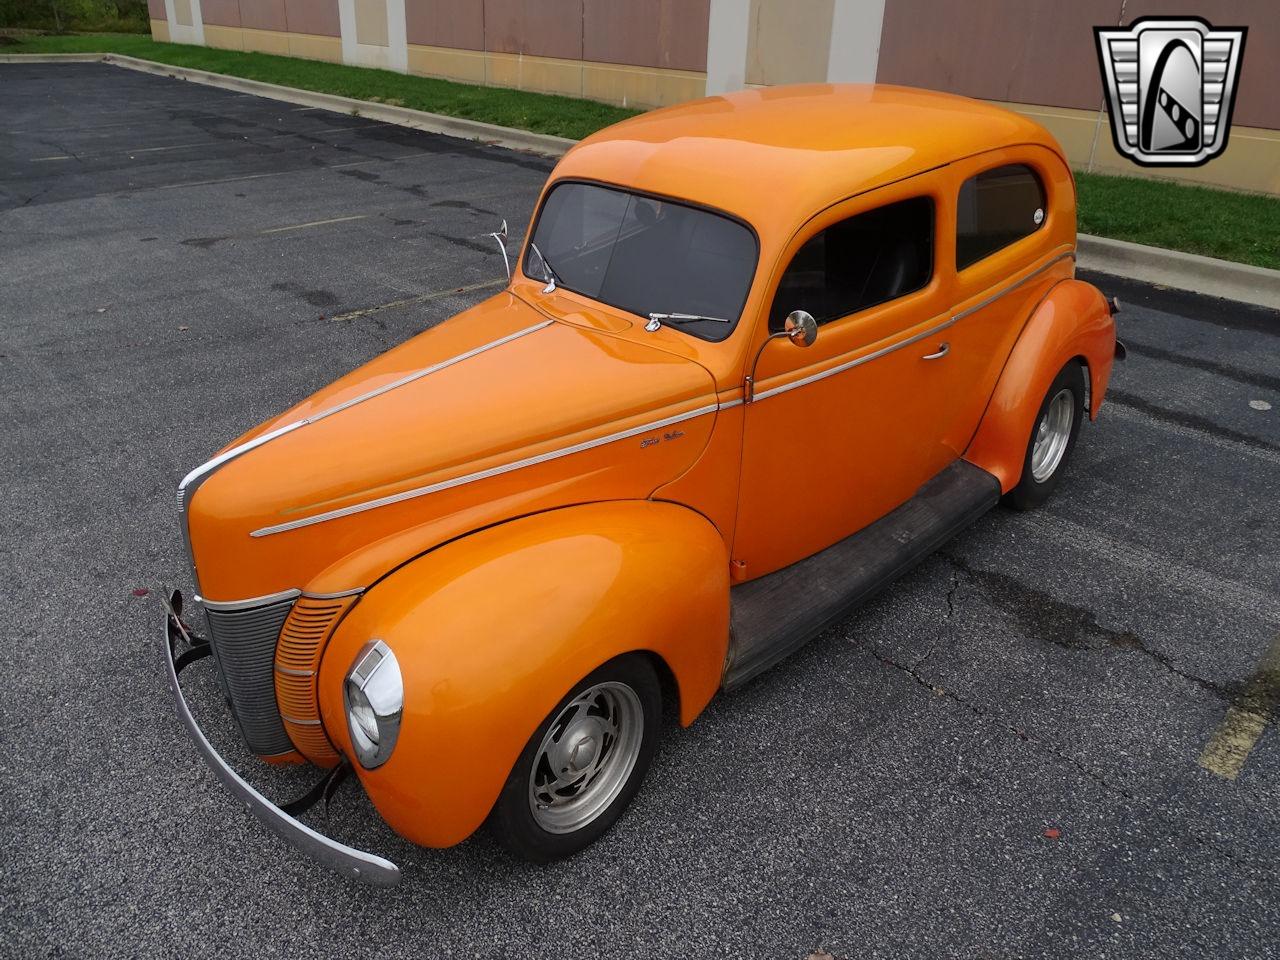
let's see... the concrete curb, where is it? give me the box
[1077,235,1280,311]
[0,52,575,158]
[5,53,1279,309]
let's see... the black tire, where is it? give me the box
[488,654,661,863]
[1004,361,1086,512]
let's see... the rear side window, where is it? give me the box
[769,196,933,331]
[955,164,1046,270]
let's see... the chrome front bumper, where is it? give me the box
[161,593,401,886]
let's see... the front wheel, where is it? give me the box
[1004,361,1086,511]
[488,654,660,862]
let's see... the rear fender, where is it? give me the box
[965,278,1115,493]
[316,500,729,848]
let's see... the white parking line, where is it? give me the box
[260,215,369,235]
[329,278,505,322]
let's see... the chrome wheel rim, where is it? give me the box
[528,681,643,834]
[1030,388,1075,482]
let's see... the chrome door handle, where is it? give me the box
[922,342,950,360]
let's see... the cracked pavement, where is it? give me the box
[2,62,1279,960]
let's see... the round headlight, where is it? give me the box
[346,681,380,744]
[344,640,403,769]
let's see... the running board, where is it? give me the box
[724,460,1001,691]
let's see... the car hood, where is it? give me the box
[185,292,720,600]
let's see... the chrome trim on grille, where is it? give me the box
[200,588,301,611]
[302,587,365,600]
[274,664,314,677]
[281,714,323,726]
[250,401,722,537]
[202,596,297,756]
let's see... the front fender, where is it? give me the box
[316,500,729,848]
[965,278,1115,493]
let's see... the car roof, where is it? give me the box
[553,84,1065,240]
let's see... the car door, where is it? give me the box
[731,176,959,580]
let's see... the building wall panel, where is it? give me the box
[876,0,1117,112]
[286,0,342,37]
[583,0,710,72]
[484,0,584,61]
[199,0,241,27]
[240,0,289,33]
[405,0,484,50]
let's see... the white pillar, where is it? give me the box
[826,0,886,84]
[705,0,751,95]
[163,0,205,46]
[338,0,408,73]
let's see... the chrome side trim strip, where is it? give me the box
[251,402,722,537]
[238,251,1073,540]
[950,251,1076,324]
[274,664,314,678]
[752,250,1076,404]
[753,315,958,402]
[199,588,301,611]
[281,714,323,726]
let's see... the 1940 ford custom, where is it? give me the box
[163,84,1120,886]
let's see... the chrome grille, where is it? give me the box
[203,597,296,756]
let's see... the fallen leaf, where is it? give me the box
[1111,912,1122,923]
[1043,827,1061,839]
[132,587,150,597]
[178,325,189,331]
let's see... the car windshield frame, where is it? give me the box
[521,178,760,342]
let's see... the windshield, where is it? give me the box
[524,181,757,342]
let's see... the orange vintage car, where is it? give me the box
[163,84,1120,885]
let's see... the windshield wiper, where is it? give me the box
[528,241,563,294]
[645,312,733,333]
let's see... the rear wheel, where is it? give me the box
[1004,361,1086,511]
[489,655,660,862]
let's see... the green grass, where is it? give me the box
[9,33,639,140]
[1076,170,1280,271]
[8,34,1280,269]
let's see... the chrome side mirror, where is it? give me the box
[489,219,510,280]
[784,310,817,347]
[744,309,820,403]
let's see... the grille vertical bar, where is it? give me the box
[203,598,296,756]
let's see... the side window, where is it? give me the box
[955,164,1046,270]
[769,197,933,331]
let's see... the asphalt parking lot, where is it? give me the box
[2,62,1278,959]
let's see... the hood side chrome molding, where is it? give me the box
[250,401,722,538]
[176,319,554,579]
